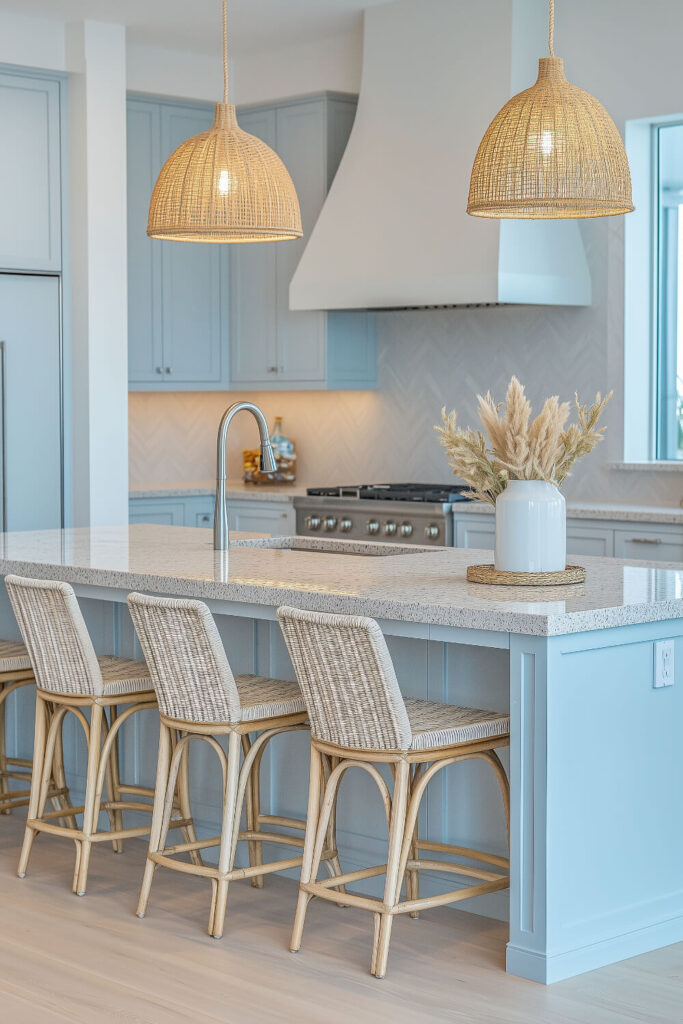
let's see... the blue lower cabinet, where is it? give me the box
[129,499,186,526]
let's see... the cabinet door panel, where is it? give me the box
[454,515,495,550]
[0,275,62,530]
[129,499,185,526]
[127,101,163,383]
[614,528,683,563]
[230,109,278,385]
[275,102,326,382]
[228,502,294,536]
[160,106,227,384]
[566,524,614,558]
[0,74,61,271]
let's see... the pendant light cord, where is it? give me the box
[548,0,555,56]
[223,0,229,103]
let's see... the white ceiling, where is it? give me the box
[0,0,387,56]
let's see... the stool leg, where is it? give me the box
[208,731,241,939]
[290,743,324,953]
[241,733,264,889]
[405,765,421,918]
[0,686,10,814]
[74,704,104,896]
[373,759,410,980]
[17,694,49,878]
[176,735,202,867]
[50,705,74,827]
[106,705,125,853]
[322,755,345,897]
[137,722,173,919]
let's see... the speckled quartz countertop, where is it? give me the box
[129,483,683,523]
[129,480,307,502]
[459,500,683,524]
[2,525,683,637]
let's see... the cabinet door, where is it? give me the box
[228,501,294,536]
[0,275,62,530]
[454,514,495,550]
[566,524,614,558]
[0,73,61,272]
[159,105,228,385]
[129,499,185,526]
[275,102,327,383]
[127,101,164,383]
[230,109,279,385]
[614,528,683,562]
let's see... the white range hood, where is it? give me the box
[290,0,591,311]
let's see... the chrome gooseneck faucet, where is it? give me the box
[214,402,276,550]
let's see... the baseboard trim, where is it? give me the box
[507,914,683,984]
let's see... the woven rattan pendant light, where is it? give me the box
[147,0,302,242]
[467,0,634,219]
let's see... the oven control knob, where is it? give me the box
[400,522,413,538]
[339,518,353,533]
[366,519,380,535]
[306,515,322,531]
[383,521,397,537]
[424,523,440,540]
[323,516,337,532]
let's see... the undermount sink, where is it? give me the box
[232,536,435,557]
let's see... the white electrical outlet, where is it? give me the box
[654,640,675,688]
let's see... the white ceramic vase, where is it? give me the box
[494,480,566,573]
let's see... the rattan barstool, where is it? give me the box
[4,575,194,896]
[128,592,342,939]
[0,641,69,815]
[277,605,511,980]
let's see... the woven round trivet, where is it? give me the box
[466,564,586,586]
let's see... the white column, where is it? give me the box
[67,21,128,527]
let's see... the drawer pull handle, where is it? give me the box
[628,537,662,545]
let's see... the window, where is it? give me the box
[655,122,683,459]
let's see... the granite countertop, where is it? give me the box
[2,525,683,637]
[457,500,683,524]
[129,480,307,502]
[130,483,683,523]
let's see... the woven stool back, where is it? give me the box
[5,575,104,696]
[128,592,241,724]
[277,606,411,751]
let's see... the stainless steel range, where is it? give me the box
[294,483,472,546]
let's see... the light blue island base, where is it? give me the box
[0,526,681,985]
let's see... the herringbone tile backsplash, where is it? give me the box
[129,221,683,507]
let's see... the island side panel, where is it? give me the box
[507,622,683,984]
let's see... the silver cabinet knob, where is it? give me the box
[323,516,337,532]
[424,524,440,540]
[155,366,163,374]
[306,515,322,531]
[267,366,278,373]
[400,522,413,537]
[366,519,380,535]
[383,521,397,536]
[339,518,353,533]
[164,367,172,374]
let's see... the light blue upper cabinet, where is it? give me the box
[127,96,229,391]
[0,72,62,272]
[230,94,377,391]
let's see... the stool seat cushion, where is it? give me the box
[98,656,154,697]
[0,640,32,674]
[404,698,509,750]
[236,673,306,722]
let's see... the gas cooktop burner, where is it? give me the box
[305,483,471,503]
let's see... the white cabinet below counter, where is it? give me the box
[129,495,295,535]
[453,510,683,561]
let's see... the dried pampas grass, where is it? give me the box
[435,377,612,506]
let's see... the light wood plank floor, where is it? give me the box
[0,814,679,1024]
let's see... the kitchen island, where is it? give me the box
[0,524,681,984]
